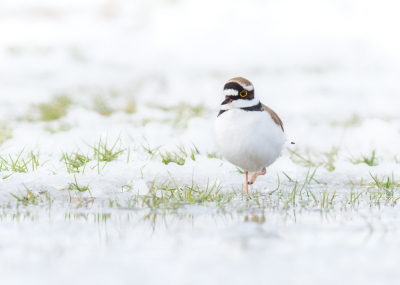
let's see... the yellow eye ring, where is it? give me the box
[240,90,247,97]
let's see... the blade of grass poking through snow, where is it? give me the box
[176,144,187,157]
[0,156,10,171]
[354,191,362,204]
[7,148,27,173]
[191,142,200,155]
[61,151,71,174]
[84,135,125,163]
[159,149,186,166]
[287,148,317,167]
[10,185,38,206]
[330,190,336,203]
[141,174,159,204]
[61,150,91,174]
[394,196,400,204]
[236,167,244,174]
[2,172,13,179]
[29,151,38,171]
[369,172,394,196]
[282,172,293,182]
[141,137,162,160]
[68,175,91,197]
[190,148,197,161]
[190,142,200,161]
[321,190,326,209]
[288,182,297,206]
[306,166,319,184]
[140,162,150,178]
[350,150,378,166]
[370,172,381,189]
[305,166,310,183]
[269,173,280,195]
[298,182,306,197]
[307,189,318,205]
[347,177,355,187]
[82,152,89,174]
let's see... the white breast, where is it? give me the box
[214,109,286,172]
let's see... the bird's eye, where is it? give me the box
[240,90,247,97]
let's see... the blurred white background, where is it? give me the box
[2,0,400,156]
[1,0,400,108]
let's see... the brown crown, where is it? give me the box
[226,77,253,89]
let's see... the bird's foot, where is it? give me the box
[247,167,266,185]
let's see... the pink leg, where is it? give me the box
[245,172,249,194]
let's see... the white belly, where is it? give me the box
[214,109,286,172]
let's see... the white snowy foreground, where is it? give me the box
[1,0,400,284]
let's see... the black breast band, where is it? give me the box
[217,102,263,117]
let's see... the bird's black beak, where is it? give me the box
[221,97,233,105]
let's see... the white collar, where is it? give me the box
[220,98,260,110]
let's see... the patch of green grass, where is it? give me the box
[61,151,91,174]
[323,146,339,171]
[89,89,137,116]
[141,138,161,160]
[288,147,339,172]
[0,124,12,145]
[86,136,125,163]
[124,99,137,114]
[207,151,222,159]
[159,144,199,166]
[5,167,400,219]
[147,102,208,128]
[369,172,399,198]
[305,166,320,184]
[349,150,378,166]
[160,150,186,165]
[36,94,73,121]
[136,176,232,210]
[0,149,47,173]
[288,147,319,168]
[68,175,90,193]
[10,186,38,206]
[91,93,115,116]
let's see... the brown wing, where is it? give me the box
[261,103,284,132]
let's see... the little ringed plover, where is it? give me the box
[214,77,286,194]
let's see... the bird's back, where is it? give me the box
[261,103,284,132]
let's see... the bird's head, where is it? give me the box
[220,77,258,110]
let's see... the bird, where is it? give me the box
[214,77,286,194]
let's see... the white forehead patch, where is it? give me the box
[242,84,254,91]
[223,89,239,96]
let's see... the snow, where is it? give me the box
[1,0,400,284]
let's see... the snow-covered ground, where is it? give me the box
[1,0,400,284]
